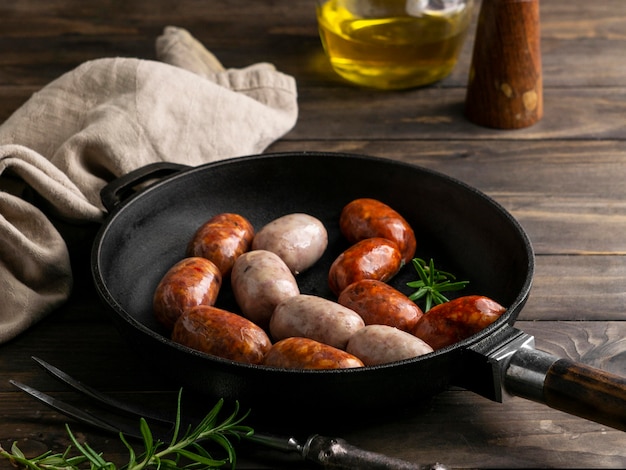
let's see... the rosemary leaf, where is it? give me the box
[0,392,252,470]
[407,258,469,312]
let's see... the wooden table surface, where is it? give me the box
[2,0,626,468]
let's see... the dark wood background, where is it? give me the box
[1,0,626,468]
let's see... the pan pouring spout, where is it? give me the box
[461,325,626,431]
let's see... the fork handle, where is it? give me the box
[303,434,446,470]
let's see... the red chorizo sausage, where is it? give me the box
[411,295,506,350]
[328,238,402,296]
[186,213,255,277]
[263,337,364,370]
[153,257,222,330]
[339,198,417,263]
[338,279,423,332]
[172,305,271,365]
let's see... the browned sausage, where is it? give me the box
[338,279,423,332]
[328,237,402,296]
[153,257,222,330]
[339,198,417,263]
[186,213,255,277]
[172,305,271,365]
[263,337,364,370]
[411,295,506,350]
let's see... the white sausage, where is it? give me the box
[270,294,364,350]
[252,213,328,275]
[346,324,434,366]
[231,250,299,329]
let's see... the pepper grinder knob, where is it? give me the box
[464,0,543,129]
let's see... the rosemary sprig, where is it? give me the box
[407,257,469,312]
[0,392,253,470]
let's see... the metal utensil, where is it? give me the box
[11,356,446,470]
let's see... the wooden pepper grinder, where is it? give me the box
[465,0,543,129]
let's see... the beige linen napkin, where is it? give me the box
[0,26,298,343]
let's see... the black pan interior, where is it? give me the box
[92,152,534,424]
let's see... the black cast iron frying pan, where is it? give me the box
[92,152,626,430]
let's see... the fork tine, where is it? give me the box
[9,380,143,439]
[31,356,173,425]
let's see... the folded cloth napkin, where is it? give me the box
[0,26,298,343]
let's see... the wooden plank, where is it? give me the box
[290,86,626,139]
[519,320,626,377]
[522,256,626,322]
[269,140,626,196]
[3,82,624,139]
[3,0,625,37]
[340,390,626,469]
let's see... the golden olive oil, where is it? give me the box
[317,0,473,89]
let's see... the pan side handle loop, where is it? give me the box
[506,347,626,431]
[100,162,190,213]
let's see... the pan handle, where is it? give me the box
[467,327,626,431]
[505,345,626,431]
[100,162,190,212]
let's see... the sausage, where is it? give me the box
[153,257,222,330]
[339,198,417,263]
[231,250,300,329]
[328,237,402,296]
[172,305,271,365]
[252,213,328,275]
[411,295,506,350]
[338,279,423,332]
[186,213,255,277]
[270,294,365,350]
[263,337,364,370]
[346,325,434,366]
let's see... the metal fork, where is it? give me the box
[11,357,446,470]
